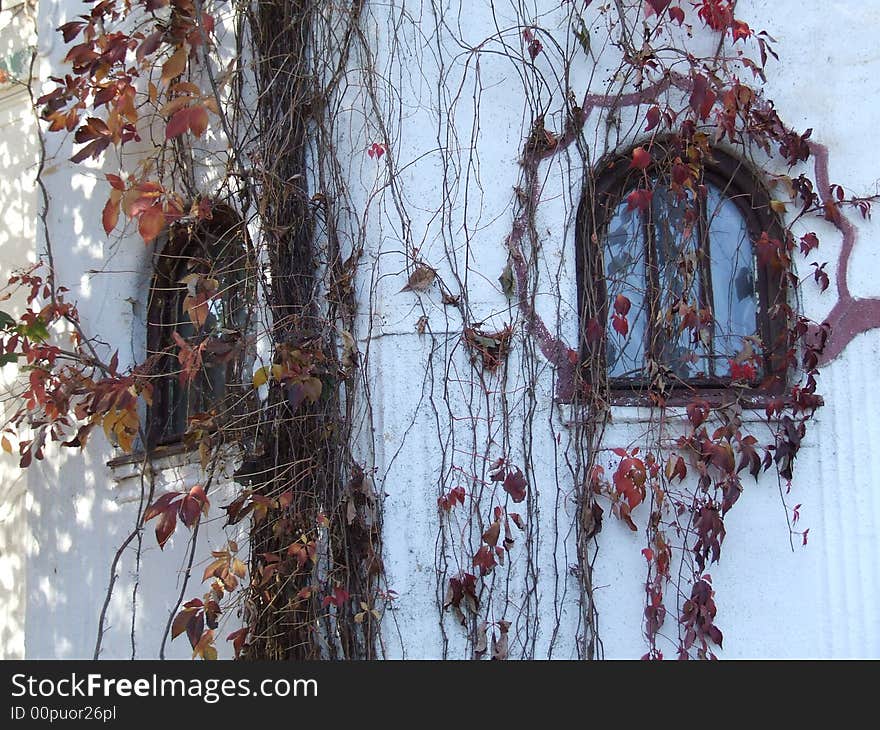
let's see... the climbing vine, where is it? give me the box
[3,0,877,659]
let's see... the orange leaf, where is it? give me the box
[102,197,120,235]
[161,46,188,84]
[171,608,195,639]
[183,292,209,328]
[138,206,165,243]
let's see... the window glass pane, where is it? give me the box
[605,201,647,379]
[652,185,705,379]
[706,185,757,376]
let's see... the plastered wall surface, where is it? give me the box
[6,0,879,658]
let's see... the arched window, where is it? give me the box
[146,207,251,447]
[576,142,786,401]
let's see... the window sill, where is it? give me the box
[562,385,815,428]
[107,442,243,503]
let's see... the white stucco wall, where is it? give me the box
[8,0,880,659]
[0,0,38,660]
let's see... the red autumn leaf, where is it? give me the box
[102,197,120,235]
[613,456,646,510]
[669,6,685,24]
[509,512,525,530]
[59,21,86,43]
[503,468,527,503]
[367,142,385,159]
[527,37,542,60]
[799,232,819,256]
[731,19,752,43]
[645,0,670,15]
[155,506,178,549]
[188,104,209,138]
[70,137,110,164]
[137,30,164,64]
[812,262,830,292]
[472,545,497,576]
[613,293,632,316]
[729,360,757,381]
[143,491,182,523]
[645,105,661,132]
[672,162,691,188]
[612,312,629,337]
[626,187,653,212]
[630,146,652,171]
[179,484,209,528]
[201,12,216,34]
[166,107,191,139]
[106,173,125,191]
[706,441,735,474]
[641,547,654,562]
[172,330,204,384]
[226,627,248,659]
[322,586,350,609]
[689,73,717,121]
[665,455,687,482]
[686,399,710,427]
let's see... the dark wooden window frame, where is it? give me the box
[145,205,249,448]
[575,141,788,407]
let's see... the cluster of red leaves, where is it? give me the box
[39,1,219,244]
[472,505,525,576]
[522,28,543,61]
[144,484,210,548]
[679,575,723,658]
[444,572,479,625]
[438,485,466,511]
[0,265,155,465]
[171,540,248,660]
[489,457,528,503]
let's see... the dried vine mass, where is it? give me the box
[2,0,876,659]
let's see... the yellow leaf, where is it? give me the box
[116,427,133,453]
[1,436,12,453]
[252,366,270,388]
[231,557,247,579]
[148,81,158,105]
[161,46,188,85]
[102,411,120,442]
[769,199,787,214]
